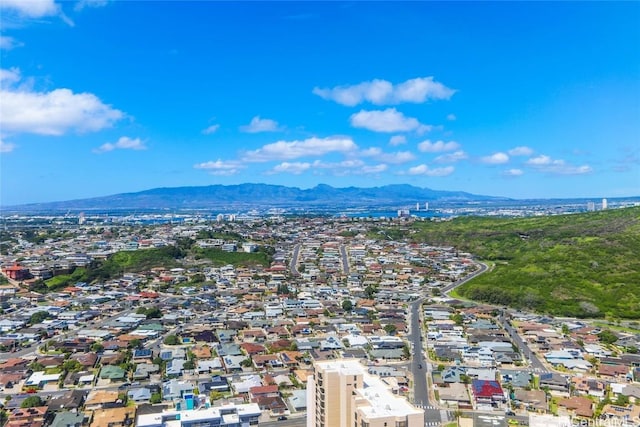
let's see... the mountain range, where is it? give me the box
[5,183,507,211]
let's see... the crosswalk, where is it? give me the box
[424,422,440,426]
[414,404,438,410]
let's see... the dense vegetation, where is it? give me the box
[36,240,272,291]
[409,207,640,318]
[193,247,272,267]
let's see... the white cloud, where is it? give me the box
[350,108,431,133]
[0,0,73,26]
[94,136,146,153]
[194,159,244,176]
[525,154,592,175]
[268,159,388,176]
[508,146,534,156]
[313,159,388,175]
[407,164,455,177]
[417,139,460,153]
[0,35,23,50]
[202,124,220,135]
[526,155,552,166]
[75,0,109,11]
[313,76,455,106]
[503,169,523,177]
[271,162,311,175]
[240,116,281,133]
[242,136,357,162]
[434,150,468,163]
[360,147,415,164]
[0,139,16,153]
[389,135,406,146]
[446,113,456,121]
[480,152,509,164]
[0,67,21,86]
[1,68,124,136]
[361,163,388,174]
[0,0,59,18]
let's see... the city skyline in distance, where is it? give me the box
[1,1,638,206]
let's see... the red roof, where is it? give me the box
[472,379,504,398]
[249,385,279,395]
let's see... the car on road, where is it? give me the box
[277,416,288,420]
[418,364,423,369]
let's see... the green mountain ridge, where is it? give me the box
[410,206,640,318]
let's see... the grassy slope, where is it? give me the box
[410,206,640,318]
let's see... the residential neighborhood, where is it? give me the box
[0,214,638,427]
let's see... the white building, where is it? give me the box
[307,358,423,427]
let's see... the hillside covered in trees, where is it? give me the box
[410,206,640,318]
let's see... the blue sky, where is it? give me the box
[1,1,638,206]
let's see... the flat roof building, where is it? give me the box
[307,358,423,427]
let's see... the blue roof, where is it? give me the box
[134,349,152,358]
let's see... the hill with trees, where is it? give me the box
[409,206,640,318]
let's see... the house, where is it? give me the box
[196,358,223,374]
[538,372,569,393]
[288,389,307,411]
[99,365,126,382]
[5,406,48,427]
[128,387,153,402]
[513,389,547,412]
[557,396,594,418]
[49,411,87,427]
[598,364,629,379]
[600,404,640,426]
[198,375,230,394]
[47,389,87,411]
[438,382,472,407]
[85,390,120,410]
[471,379,505,409]
[162,379,195,401]
[89,406,136,427]
[25,371,61,388]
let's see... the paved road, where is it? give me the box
[259,417,306,427]
[440,262,548,373]
[290,244,301,276]
[339,244,350,275]
[441,261,488,294]
[498,313,548,372]
[407,297,442,426]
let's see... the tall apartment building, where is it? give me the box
[307,359,424,427]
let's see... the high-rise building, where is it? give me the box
[586,201,595,212]
[602,198,608,210]
[307,359,423,427]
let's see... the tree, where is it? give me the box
[150,392,162,404]
[364,285,377,299]
[129,339,142,349]
[163,335,180,345]
[62,359,82,373]
[90,342,104,353]
[561,324,570,336]
[598,330,618,345]
[21,396,43,408]
[183,360,195,370]
[615,394,630,406]
[28,361,44,372]
[342,299,353,312]
[383,324,397,335]
[29,311,49,325]
[451,313,464,326]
